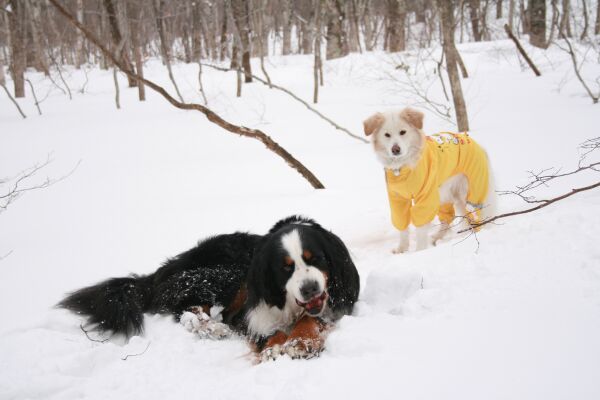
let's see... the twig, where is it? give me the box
[504,24,542,77]
[0,250,14,261]
[559,36,599,104]
[25,79,42,115]
[200,63,367,144]
[0,156,81,213]
[0,83,27,119]
[121,342,151,361]
[80,323,109,343]
[460,180,600,233]
[48,0,324,190]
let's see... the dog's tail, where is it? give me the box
[58,274,154,337]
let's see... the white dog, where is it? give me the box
[363,108,496,253]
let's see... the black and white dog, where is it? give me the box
[59,216,360,360]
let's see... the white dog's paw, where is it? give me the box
[260,344,283,362]
[392,244,409,254]
[180,310,233,340]
[180,311,203,332]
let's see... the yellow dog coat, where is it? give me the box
[385,132,489,230]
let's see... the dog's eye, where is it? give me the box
[284,256,294,270]
[384,133,391,138]
[399,130,406,135]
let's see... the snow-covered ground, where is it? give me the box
[1,39,600,399]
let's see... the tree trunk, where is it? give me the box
[76,0,85,67]
[437,0,469,132]
[325,0,349,60]
[496,0,503,18]
[127,1,145,101]
[468,0,482,41]
[231,0,252,82]
[220,4,228,61]
[314,0,322,103]
[508,0,515,31]
[386,0,407,52]
[281,0,292,55]
[596,0,600,35]
[528,0,546,48]
[7,0,26,98]
[559,0,572,38]
[152,0,184,102]
[103,0,136,87]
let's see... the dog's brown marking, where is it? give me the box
[265,330,288,348]
[224,286,247,317]
[302,249,312,261]
[363,112,385,136]
[400,107,425,130]
[287,315,326,344]
[284,255,294,266]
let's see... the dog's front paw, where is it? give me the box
[259,344,284,362]
[180,311,203,332]
[392,244,409,254]
[180,310,233,340]
[282,338,323,360]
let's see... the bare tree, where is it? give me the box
[437,0,470,132]
[529,0,546,48]
[49,0,325,189]
[0,57,26,118]
[325,0,348,60]
[596,0,600,35]
[231,0,252,82]
[152,0,184,102]
[386,0,407,52]
[7,0,26,97]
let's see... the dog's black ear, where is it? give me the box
[399,107,424,130]
[319,229,360,317]
[246,242,286,310]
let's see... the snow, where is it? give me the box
[1,38,600,400]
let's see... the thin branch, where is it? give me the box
[460,180,600,233]
[0,250,13,261]
[0,157,81,213]
[504,24,541,77]
[25,79,42,115]
[48,0,324,190]
[558,36,599,104]
[201,63,367,144]
[121,342,151,361]
[0,83,27,119]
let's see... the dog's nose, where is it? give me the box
[299,280,321,301]
[391,144,401,155]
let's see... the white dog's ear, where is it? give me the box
[400,108,424,130]
[363,113,385,136]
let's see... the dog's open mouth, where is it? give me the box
[296,292,328,316]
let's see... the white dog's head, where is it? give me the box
[363,108,426,170]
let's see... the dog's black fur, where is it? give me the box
[59,216,360,343]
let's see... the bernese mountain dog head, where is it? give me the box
[245,216,360,339]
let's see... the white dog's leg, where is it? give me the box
[392,229,410,254]
[431,222,450,245]
[415,223,431,251]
